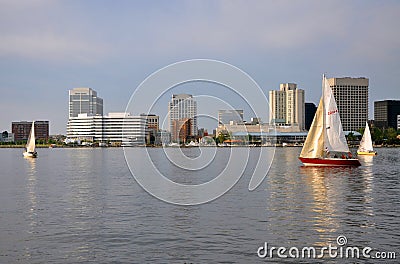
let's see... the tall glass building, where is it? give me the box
[168,94,197,141]
[69,87,103,118]
[374,100,400,129]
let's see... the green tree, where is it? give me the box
[347,132,357,141]
[218,132,230,144]
[371,127,383,144]
[385,127,398,144]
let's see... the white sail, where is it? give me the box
[323,77,350,153]
[358,122,373,152]
[300,98,325,158]
[26,122,36,153]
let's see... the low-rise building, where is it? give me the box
[216,122,304,145]
[155,130,171,145]
[66,113,146,146]
[140,114,159,144]
[0,131,14,143]
[12,121,49,142]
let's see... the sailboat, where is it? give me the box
[23,122,37,158]
[357,122,377,155]
[299,75,360,166]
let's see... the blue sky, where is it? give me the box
[1,0,399,134]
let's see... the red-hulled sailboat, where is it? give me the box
[299,75,360,166]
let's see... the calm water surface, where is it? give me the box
[0,147,399,263]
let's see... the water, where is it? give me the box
[0,147,399,263]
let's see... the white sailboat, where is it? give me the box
[23,122,37,158]
[299,75,360,166]
[357,122,377,155]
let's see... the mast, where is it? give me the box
[322,74,326,157]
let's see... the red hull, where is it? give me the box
[299,157,361,166]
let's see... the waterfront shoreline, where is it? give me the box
[1,144,399,148]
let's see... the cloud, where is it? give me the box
[0,0,108,63]
[144,1,400,62]
[0,34,107,63]
[1,1,399,64]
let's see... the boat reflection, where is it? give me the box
[25,157,37,224]
[24,155,37,260]
[299,159,376,246]
[358,155,374,167]
[351,155,375,229]
[299,167,341,246]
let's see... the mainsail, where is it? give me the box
[358,122,373,152]
[323,77,350,153]
[26,122,36,153]
[300,98,324,158]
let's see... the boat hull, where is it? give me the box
[23,152,37,158]
[299,157,361,166]
[357,151,377,156]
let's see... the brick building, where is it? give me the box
[12,121,49,142]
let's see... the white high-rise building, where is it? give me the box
[69,87,103,118]
[168,94,197,141]
[327,77,369,131]
[269,83,305,130]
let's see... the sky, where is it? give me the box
[1,0,399,134]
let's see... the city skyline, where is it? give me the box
[1,1,400,133]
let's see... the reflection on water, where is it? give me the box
[299,167,340,246]
[357,155,375,229]
[0,148,399,263]
[24,157,37,259]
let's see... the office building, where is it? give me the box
[168,94,197,141]
[66,113,146,146]
[172,118,192,143]
[304,102,317,131]
[0,131,14,143]
[397,115,400,130]
[327,77,369,131]
[12,121,49,142]
[198,128,208,137]
[374,100,400,129]
[140,114,159,131]
[155,130,171,145]
[269,83,305,130]
[215,122,306,145]
[218,110,244,125]
[69,87,103,118]
[140,114,159,144]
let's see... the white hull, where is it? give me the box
[23,152,37,158]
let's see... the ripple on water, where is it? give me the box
[0,147,398,263]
